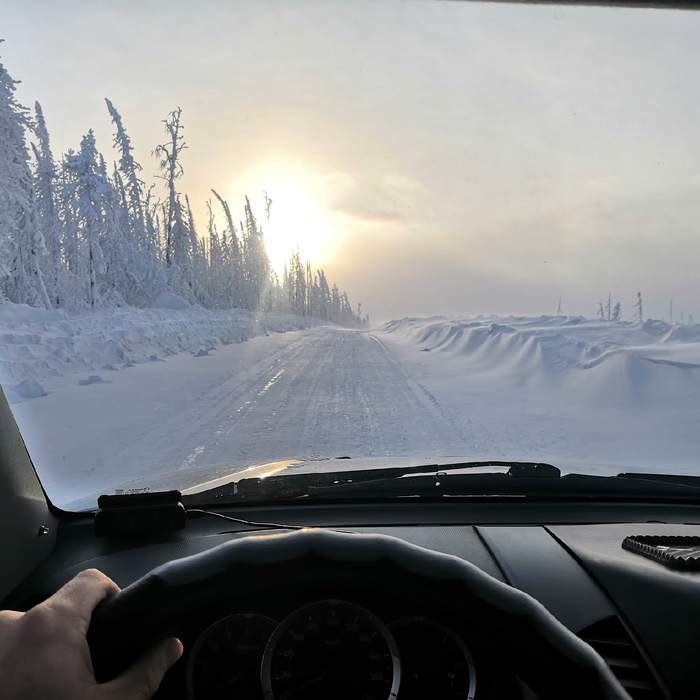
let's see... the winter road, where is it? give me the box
[14,326,472,507]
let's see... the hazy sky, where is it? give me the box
[3,1,700,320]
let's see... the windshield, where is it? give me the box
[1,1,699,510]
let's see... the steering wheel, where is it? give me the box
[88,529,629,699]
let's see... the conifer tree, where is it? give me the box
[31,101,60,306]
[0,47,50,307]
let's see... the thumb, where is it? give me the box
[103,638,183,699]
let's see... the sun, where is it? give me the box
[231,164,337,275]
[264,183,331,273]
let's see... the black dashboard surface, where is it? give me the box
[551,523,700,699]
[9,502,700,699]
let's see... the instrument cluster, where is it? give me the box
[187,599,477,699]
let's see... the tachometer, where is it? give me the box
[261,599,400,700]
[389,618,476,699]
[187,613,278,700]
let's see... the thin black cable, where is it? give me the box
[186,508,306,531]
[186,508,356,534]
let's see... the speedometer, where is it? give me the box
[187,613,277,700]
[389,618,476,699]
[261,599,400,700]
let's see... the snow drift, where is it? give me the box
[0,302,317,388]
[379,315,700,472]
[383,315,700,379]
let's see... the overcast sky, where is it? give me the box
[3,0,700,320]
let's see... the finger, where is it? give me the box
[40,569,120,633]
[104,638,183,699]
[0,610,24,625]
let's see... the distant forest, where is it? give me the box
[0,47,367,327]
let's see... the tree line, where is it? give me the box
[556,291,694,325]
[0,47,367,327]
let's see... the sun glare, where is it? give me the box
[231,164,337,275]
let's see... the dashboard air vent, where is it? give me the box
[578,616,663,700]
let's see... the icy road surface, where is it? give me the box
[13,327,473,507]
[9,316,700,509]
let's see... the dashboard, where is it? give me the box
[186,603,476,700]
[7,501,700,699]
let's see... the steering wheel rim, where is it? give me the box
[88,528,630,699]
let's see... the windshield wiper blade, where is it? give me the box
[616,472,700,487]
[184,460,700,505]
[184,460,559,504]
[301,471,700,502]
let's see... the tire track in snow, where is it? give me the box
[122,334,310,473]
[98,326,484,486]
[178,367,287,468]
[369,332,498,456]
[367,332,476,453]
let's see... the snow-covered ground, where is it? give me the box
[2,308,699,510]
[0,299,317,391]
[380,315,700,474]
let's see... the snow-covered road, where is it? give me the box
[11,315,700,510]
[13,326,472,507]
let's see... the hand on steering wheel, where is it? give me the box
[0,568,182,700]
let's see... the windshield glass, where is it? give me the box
[1,1,699,510]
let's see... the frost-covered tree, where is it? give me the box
[242,195,269,310]
[1,47,368,325]
[612,302,622,322]
[154,108,186,269]
[205,199,223,307]
[94,152,132,305]
[105,98,144,234]
[152,109,197,299]
[30,101,60,306]
[318,270,331,319]
[635,292,644,324]
[62,130,109,308]
[170,195,193,297]
[211,189,243,307]
[0,47,50,307]
[288,251,306,315]
[105,98,165,304]
[185,194,207,305]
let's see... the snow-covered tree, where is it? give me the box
[30,101,60,306]
[635,292,644,324]
[0,47,50,307]
[241,194,269,310]
[185,194,207,305]
[105,98,165,304]
[211,189,243,307]
[1,48,368,325]
[154,108,186,269]
[105,98,145,234]
[62,130,109,308]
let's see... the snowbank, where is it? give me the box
[4,378,48,402]
[0,302,317,387]
[0,302,67,324]
[382,315,700,380]
[148,292,192,310]
[379,315,700,471]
